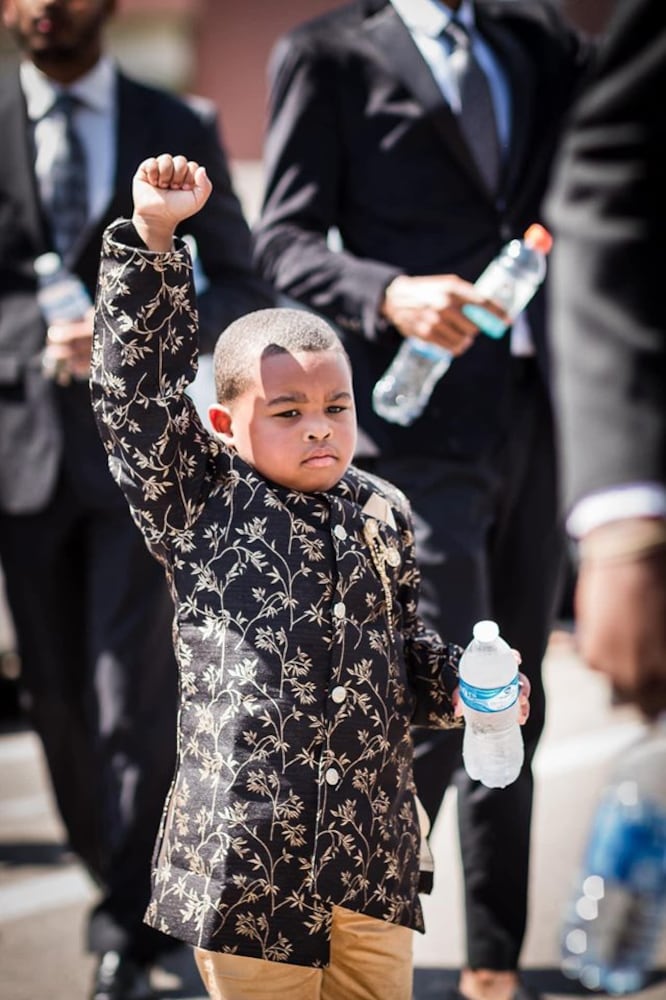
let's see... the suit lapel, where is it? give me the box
[85,74,150,234]
[361,3,501,204]
[0,73,49,253]
[114,74,145,213]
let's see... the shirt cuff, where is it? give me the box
[566,483,666,538]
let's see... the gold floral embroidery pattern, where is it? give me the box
[363,516,402,638]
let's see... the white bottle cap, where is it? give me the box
[34,252,62,278]
[473,619,500,644]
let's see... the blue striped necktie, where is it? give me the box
[442,19,501,194]
[44,92,89,260]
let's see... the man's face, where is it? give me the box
[209,349,358,494]
[2,0,113,66]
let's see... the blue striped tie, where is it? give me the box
[44,93,89,260]
[442,20,500,194]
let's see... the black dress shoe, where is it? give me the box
[90,952,154,1000]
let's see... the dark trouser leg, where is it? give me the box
[84,505,179,962]
[457,369,564,970]
[0,480,107,872]
[357,364,565,971]
[0,476,179,962]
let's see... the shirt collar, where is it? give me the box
[390,0,476,38]
[20,55,117,121]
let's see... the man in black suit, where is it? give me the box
[547,0,666,719]
[253,2,590,998]
[0,1,273,997]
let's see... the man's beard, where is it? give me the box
[13,15,106,66]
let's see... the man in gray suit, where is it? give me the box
[0,1,273,997]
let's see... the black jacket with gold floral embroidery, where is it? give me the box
[91,219,462,967]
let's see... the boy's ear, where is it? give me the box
[208,404,234,445]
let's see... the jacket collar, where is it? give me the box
[362,1,490,199]
[19,55,116,121]
[0,72,46,253]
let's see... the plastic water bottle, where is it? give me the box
[34,251,92,383]
[372,338,452,426]
[458,620,523,789]
[371,224,552,425]
[35,251,92,323]
[461,223,552,338]
[560,716,666,995]
[182,234,210,295]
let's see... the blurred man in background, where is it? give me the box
[547,0,666,719]
[0,1,273,997]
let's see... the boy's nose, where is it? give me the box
[305,421,332,441]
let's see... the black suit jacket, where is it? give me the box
[547,0,666,512]
[254,0,590,460]
[0,68,273,515]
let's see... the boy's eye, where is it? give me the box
[272,404,350,419]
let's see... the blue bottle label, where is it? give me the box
[407,339,451,362]
[459,674,519,713]
[461,305,509,339]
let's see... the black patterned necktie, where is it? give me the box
[44,92,89,260]
[442,19,501,194]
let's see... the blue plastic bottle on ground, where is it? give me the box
[560,716,666,994]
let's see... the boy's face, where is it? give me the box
[209,348,357,493]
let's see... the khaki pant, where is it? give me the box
[194,905,414,1000]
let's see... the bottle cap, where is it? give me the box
[34,252,63,278]
[472,619,500,644]
[524,224,553,255]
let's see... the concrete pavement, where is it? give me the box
[1,630,665,1000]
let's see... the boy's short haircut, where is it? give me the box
[212,307,351,404]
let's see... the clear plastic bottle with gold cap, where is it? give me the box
[372,224,553,426]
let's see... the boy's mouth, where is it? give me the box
[303,449,337,467]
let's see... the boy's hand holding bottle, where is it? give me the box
[131,154,213,252]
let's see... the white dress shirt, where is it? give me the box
[566,483,666,538]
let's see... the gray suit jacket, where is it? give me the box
[0,68,273,514]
